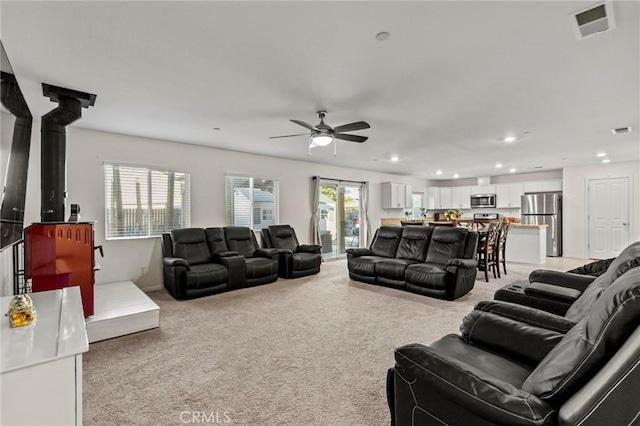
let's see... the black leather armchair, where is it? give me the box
[261,225,322,278]
[223,227,279,287]
[161,228,244,300]
[388,266,640,426]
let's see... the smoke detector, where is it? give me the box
[569,2,616,40]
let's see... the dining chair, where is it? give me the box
[496,221,511,278]
[477,222,499,282]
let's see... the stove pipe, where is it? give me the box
[40,84,96,222]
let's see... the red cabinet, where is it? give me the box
[25,223,95,317]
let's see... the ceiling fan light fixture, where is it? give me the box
[311,134,334,146]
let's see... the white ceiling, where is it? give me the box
[1,1,638,179]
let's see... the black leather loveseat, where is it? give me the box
[261,225,322,278]
[161,227,280,300]
[347,226,479,300]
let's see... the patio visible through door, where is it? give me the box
[317,182,363,259]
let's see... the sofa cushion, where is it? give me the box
[376,258,420,281]
[205,228,229,254]
[396,226,433,262]
[565,241,640,322]
[268,225,299,251]
[171,228,211,266]
[292,252,322,271]
[522,267,640,405]
[185,263,229,289]
[370,226,404,257]
[348,256,388,277]
[425,228,468,265]
[405,263,448,290]
[245,257,278,279]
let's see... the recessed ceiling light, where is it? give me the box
[503,136,517,143]
[602,159,610,163]
[453,173,459,178]
[436,170,443,175]
[596,152,607,157]
[495,163,503,169]
[509,168,516,173]
[390,155,399,162]
[375,32,390,41]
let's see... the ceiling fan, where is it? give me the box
[270,110,370,155]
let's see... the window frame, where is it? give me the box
[225,175,280,230]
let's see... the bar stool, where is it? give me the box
[477,222,499,282]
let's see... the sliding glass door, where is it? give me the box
[317,181,363,259]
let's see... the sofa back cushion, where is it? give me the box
[370,226,404,257]
[224,227,258,257]
[425,227,468,264]
[268,225,299,251]
[565,241,640,322]
[171,228,211,265]
[522,267,640,405]
[205,228,229,254]
[396,226,433,262]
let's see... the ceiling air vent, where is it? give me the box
[612,126,632,134]
[569,2,616,40]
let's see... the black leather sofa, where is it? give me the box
[388,264,640,425]
[494,241,640,315]
[347,226,479,300]
[161,227,280,300]
[261,225,322,278]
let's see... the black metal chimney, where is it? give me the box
[41,84,95,222]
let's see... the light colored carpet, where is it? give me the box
[83,257,586,425]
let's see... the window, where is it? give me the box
[412,193,424,219]
[225,176,279,230]
[104,164,190,239]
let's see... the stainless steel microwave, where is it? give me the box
[470,194,496,208]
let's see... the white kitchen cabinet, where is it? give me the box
[382,182,412,209]
[426,187,440,210]
[470,185,496,195]
[439,187,452,209]
[496,182,524,208]
[542,180,562,191]
[523,181,544,193]
[451,186,471,209]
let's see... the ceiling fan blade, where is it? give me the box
[333,121,370,133]
[335,133,368,143]
[269,133,309,139]
[290,119,317,131]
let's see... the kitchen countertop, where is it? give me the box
[510,223,548,228]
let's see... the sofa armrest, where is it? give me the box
[460,310,565,365]
[529,269,596,292]
[254,248,281,259]
[475,300,576,334]
[524,282,582,303]
[297,244,321,254]
[346,248,372,258]
[445,258,477,269]
[394,343,555,425]
[163,257,190,270]
[214,254,246,290]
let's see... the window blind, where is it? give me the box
[225,176,279,230]
[104,164,191,238]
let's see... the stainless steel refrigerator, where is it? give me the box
[521,192,562,257]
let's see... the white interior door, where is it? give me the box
[588,177,630,259]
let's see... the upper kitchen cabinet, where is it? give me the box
[426,187,441,210]
[523,180,562,193]
[451,186,471,209]
[496,182,524,208]
[382,182,412,209]
[470,185,496,195]
[439,187,452,209]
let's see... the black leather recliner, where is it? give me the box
[261,225,322,278]
[388,266,640,426]
[222,226,280,287]
[494,241,640,316]
[161,228,245,300]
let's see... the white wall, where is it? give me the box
[563,160,640,258]
[1,116,426,293]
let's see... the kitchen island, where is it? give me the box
[506,223,548,264]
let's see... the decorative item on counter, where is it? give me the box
[444,209,463,221]
[68,203,81,222]
[404,210,412,219]
[5,294,37,327]
[420,207,427,218]
[507,216,517,223]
